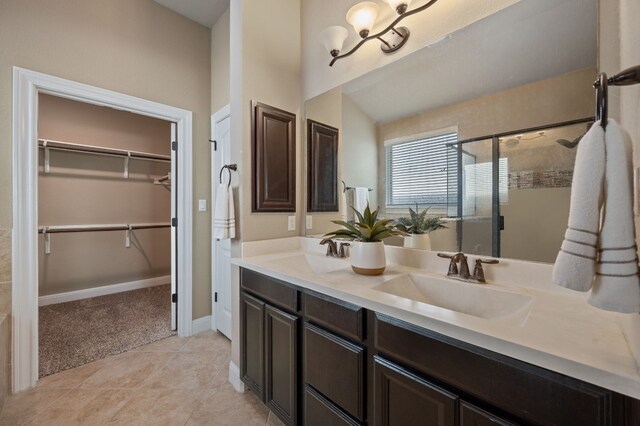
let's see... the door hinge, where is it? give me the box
[171,141,177,151]
[172,293,177,303]
[499,215,505,231]
[209,139,217,151]
[214,292,218,303]
[171,217,177,227]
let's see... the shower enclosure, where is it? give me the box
[447,118,592,263]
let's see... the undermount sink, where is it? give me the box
[268,253,350,275]
[374,273,534,325]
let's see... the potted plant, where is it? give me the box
[395,205,447,251]
[324,204,405,276]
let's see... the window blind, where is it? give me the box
[385,132,458,208]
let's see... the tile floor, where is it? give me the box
[0,331,284,425]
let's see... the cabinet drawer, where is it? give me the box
[241,268,299,313]
[304,323,365,421]
[374,356,458,426]
[460,401,516,426]
[305,385,361,426]
[373,313,614,426]
[304,291,364,342]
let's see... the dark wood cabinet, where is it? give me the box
[240,292,266,400]
[304,323,365,421]
[460,402,515,426]
[265,304,299,424]
[240,270,301,425]
[252,101,296,212]
[305,385,361,426]
[374,356,458,426]
[307,120,339,212]
[239,268,640,426]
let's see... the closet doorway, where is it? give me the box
[13,68,194,392]
[36,94,177,377]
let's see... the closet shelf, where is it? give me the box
[38,222,171,255]
[39,139,171,178]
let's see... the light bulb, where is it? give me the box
[346,2,379,39]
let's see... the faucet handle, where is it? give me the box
[437,253,459,276]
[473,258,499,283]
[339,242,350,258]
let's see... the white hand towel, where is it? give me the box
[354,187,370,215]
[553,122,605,291]
[340,190,348,221]
[589,120,640,313]
[213,184,235,240]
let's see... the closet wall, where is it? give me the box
[38,94,172,297]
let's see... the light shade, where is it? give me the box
[383,0,412,14]
[318,26,349,57]
[346,2,379,39]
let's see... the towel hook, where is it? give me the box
[594,72,608,130]
[219,164,238,188]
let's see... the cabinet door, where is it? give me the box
[265,304,299,425]
[460,402,516,426]
[241,292,265,400]
[374,356,458,426]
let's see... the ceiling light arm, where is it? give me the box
[330,0,440,66]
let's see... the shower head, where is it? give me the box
[556,135,582,149]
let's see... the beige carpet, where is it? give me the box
[39,284,175,377]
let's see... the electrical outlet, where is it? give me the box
[288,215,296,231]
[306,215,313,230]
[198,199,207,212]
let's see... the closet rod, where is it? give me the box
[38,139,171,162]
[38,222,170,234]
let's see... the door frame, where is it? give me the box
[12,67,194,392]
[210,104,231,334]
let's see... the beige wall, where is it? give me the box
[304,87,343,236]
[342,95,379,210]
[230,0,302,367]
[0,0,212,319]
[37,94,171,296]
[211,7,231,113]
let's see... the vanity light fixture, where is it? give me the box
[320,0,439,66]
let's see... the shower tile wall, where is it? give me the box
[0,228,11,410]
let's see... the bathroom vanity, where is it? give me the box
[233,239,640,425]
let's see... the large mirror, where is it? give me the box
[303,0,597,264]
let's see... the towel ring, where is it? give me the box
[219,164,237,188]
[594,72,608,130]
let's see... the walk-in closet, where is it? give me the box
[37,94,175,377]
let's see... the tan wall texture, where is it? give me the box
[38,94,171,296]
[211,6,231,114]
[0,0,212,319]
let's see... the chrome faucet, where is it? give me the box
[437,252,498,283]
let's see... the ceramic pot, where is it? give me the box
[403,233,431,250]
[350,241,386,276]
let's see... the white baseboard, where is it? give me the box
[38,275,171,306]
[229,361,245,393]
[192,315,212,335]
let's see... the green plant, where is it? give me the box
[324,204,406,242]
[395,204,447,235]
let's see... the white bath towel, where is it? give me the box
[589,120,640,313]
[213,184,235,240]
[553,122,605,291]
[354,187,370,215]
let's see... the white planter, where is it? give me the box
[403,233,432,251]
[350,241,386,276]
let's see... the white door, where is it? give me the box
[211,105,232,338]
[170,122,177,330]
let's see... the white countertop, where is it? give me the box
[232,238,640,399]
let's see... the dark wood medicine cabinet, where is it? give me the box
[307,119,339,213]
[252,101,297,213]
